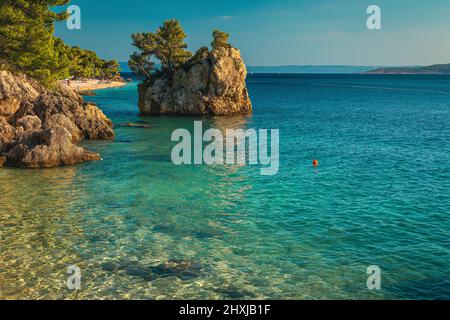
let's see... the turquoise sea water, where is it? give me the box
[1,74,449,299]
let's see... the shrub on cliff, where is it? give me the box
[182,46,210,70]
[211,30,231,50]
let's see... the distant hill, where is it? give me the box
[121,62,450,75]
[246,65,382,74]
[366,64,450,74]
[119,63,382,74]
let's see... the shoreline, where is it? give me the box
[59,79,126,92]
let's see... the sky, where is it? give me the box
[54,0,450,66]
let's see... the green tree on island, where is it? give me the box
[156,20,192,72]
[128,52,155,80]
[0,0,120,87]
[130,19,192,77]
[211,30,230,50]
[129,21,233,81]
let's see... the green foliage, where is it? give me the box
[155,20,192,71]
[0,0,71,87]
[67,47,113,79]
[52,37,71,80]
[128,52,154,80]
[189,46,210,64]
[0,0,119,87]
[102,60,120,78]
[129,19,192,79]
[129,22,234,82]
[211,30,230,50]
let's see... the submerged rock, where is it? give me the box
[138,46,252,116]
[100,260,154,282]
[0,70,114,168]
[118,122,151,128]
[150,260,203,280]
[100,259,204,282]
[125,265,154,282]
[100,262,119,272]
[216,286,256,299]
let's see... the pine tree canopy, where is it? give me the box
[0,0,119,87]
[129,20,232,81]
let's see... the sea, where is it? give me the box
[1,74,449,299]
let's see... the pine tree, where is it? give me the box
[211,30,230,50]
[129,19,192,78]
[0,1,117,86]
[128,52,154,80]
[155,20,192,72]
[0,0,71,87]
[102,60,120,79]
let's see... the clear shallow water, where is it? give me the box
[1,74,449,299]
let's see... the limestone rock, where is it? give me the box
[44,113,83,143]
[4,127,100,168]
[16,115,42,131]
[16,94,115,140]
[138,46,252,116]
[0,70,42,119]
[0,118,16,147]
[79,104,115,140]
[0,70,114,168]
[8,76,115,142]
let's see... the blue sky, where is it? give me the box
[55,0,450,66]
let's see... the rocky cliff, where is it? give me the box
[138,47,252,115]
[0,70,114,168]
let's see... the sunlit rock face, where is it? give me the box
[138,46,252,116]
[0,70,42,120]
[0,70,114,168]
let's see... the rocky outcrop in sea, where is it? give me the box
[138,46,252,116]
[0,70,114,168]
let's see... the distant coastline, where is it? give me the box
[120,62,450,75]
[119,63,383,74]
[247,65,382,74]
[365,63,450,74]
